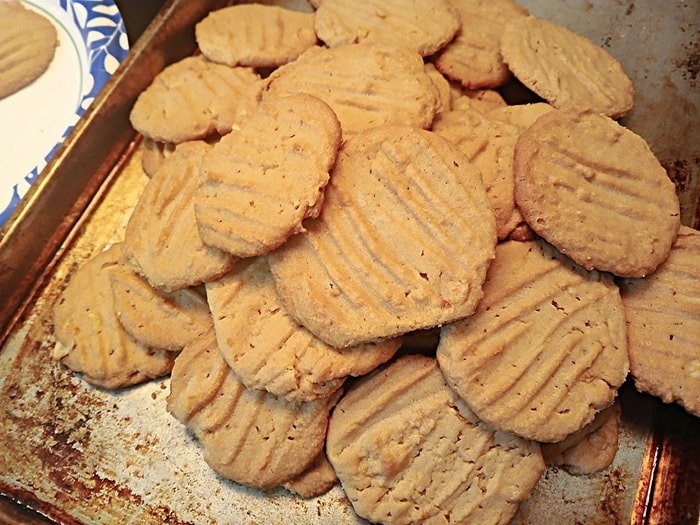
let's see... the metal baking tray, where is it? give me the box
[0,1,698,523]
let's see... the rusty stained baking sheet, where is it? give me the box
[0,0,698,524]
[0,152,662,524]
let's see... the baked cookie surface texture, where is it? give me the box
[618,226,700,416]
[166,329,340,489]
[435,0,528,89]
[500,15,634,118]
[326,355,545,525]
[314,0,460,57]
[52,243,176,389]
[514,107,680,278]
[265,44,440,137]
[195,4,317,68]
[129,55,262,143]
[0,0,58,99]
[205,257,400,402]
[437,238,629,443]
[124,140,236,292]
[268,125,496,348]
[195,93,341,258]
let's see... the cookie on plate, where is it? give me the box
[434,0,528,89]
[167,329,340,489]
[195,4,317,68]
[314,0,460,57]
[265,44,441,137]
[195,93,341,258]
[129,55,262,143]
[501,16,634,118]
[437,238,629,443]
[123,140,236,292]
[514,107,681,278]
[206,257,400,402]
[52,244,176,390]
[618,226,700,416]
[0,0,57,99]
[326,355,544,525]
[268,125,496,348]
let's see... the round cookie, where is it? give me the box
[282,452,339,498]
[0,0,57,99]
[123,141,236,292]
[513,107,681,278]
[437,238,629,443]
[194,93,341,258]
[314,0,460,57]
[433,104,519,239]
[268,125,497,348]
[434,0,529,89]
[265,44,441,138]
[52,243,176,390]
[129,55,262,143]
[195,4,317,68]
[500,15,634,118]
[110,268,212,352]
[541,402,622,475]
[326,355,545,525]
[618,226,700,416]
[205,257,400,402]
[166,329,339,489]
[487,102,555,131]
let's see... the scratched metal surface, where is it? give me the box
[0,1,698,524]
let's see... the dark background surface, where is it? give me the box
[115,0,168,44]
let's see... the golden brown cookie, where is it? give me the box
[0,0,57,99]
[437,239,629,443]
[129,55,262,143]
[618,226,700,416]
[123,141,236,292]
[487,102,555,131]
[52,244,176,390]
[433,104,519,239]
[205,257,400,402]
[140,139,176,178]
[268,125,496,348]
[265,44,440,137]
[541,402,621,475]
[326,355,545,524]
[424,62,452,114]
[314,0,460,57]
[282,451,339,498]
[194,93,341,258]
[110,267,212,352]
[435,0,528,89]
[195,4,317,68]
[501,16,634,118]
[166,330,339,489]
[513,107,681,278]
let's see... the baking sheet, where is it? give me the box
[0,0,698,523]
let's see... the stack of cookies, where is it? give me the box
[51,1,698,523]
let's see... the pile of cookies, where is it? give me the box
[51,1,699,523]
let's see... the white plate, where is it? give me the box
[0,0,129,226]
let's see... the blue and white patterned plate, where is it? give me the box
[0,0,129,226]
